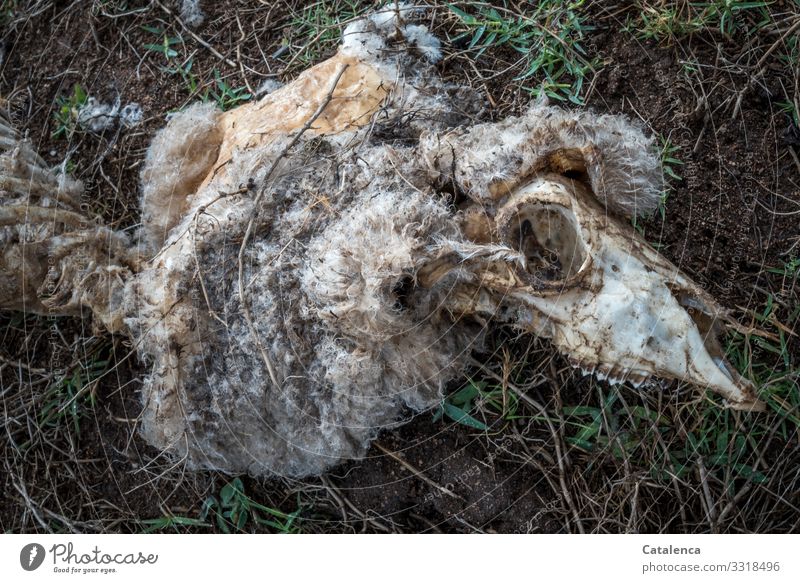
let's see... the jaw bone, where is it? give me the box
[0,4,765,477]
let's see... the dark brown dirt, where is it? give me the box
[1,0,798,534]
[591,30,799,306]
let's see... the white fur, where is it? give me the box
[179,0,204,28]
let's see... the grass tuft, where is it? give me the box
[448,1,600,104]
[623,0,773,42]
[51,83,88,139]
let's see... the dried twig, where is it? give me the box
[373,442,463,501]
[154,0,237,68]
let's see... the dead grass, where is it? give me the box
[1,0,798,533]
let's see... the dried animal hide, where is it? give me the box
[0,4,764,478]
[0,104,136,333]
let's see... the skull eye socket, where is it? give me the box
[506,203,587,283]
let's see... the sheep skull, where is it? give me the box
[435,173,762,410]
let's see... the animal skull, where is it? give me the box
[0,4,763,478]
[446,173,759,408]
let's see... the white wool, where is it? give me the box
[138,102,222,251]
[403,24,442,63]
[370,2,414,29]
[77,97,143,132]
[179,0,204,28]
[77,97,119,132]
[119,102,143,127]
[341,19,387,59]
[341,2,441,68]
[255,78,284,97]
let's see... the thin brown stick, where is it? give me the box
[155,0,237,68]
[697,457,719,533]
[373,442,463,501]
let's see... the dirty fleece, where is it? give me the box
[124,5,662,477]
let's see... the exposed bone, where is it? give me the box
[0,5,766,479]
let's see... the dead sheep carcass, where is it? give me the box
[0,5,764,478]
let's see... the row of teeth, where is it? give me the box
[570,359,651,389]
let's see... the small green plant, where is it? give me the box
[448,1,600,104]
[206,70,252,111]
[142,26,249,106]
[142,25,182,60]
[767,255,800,280]
[51,83,88,139]
[563,391,659,460]
[39,356,109,437]
[162,56,201,97]
[201,478,301,533]
[434,381,490,430]
[778,100,799,126]
[658,136,684,220]
[478,383,521,420]
[142,25,205,99]
[287,0,364,66]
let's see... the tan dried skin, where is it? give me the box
[212,55,389,180]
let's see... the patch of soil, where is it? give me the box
[333,414,560,533]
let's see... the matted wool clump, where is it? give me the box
[0,4,764,478]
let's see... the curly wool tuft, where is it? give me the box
[138,102,222,252]
[131,143,483,477]
[419,102,665,217]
